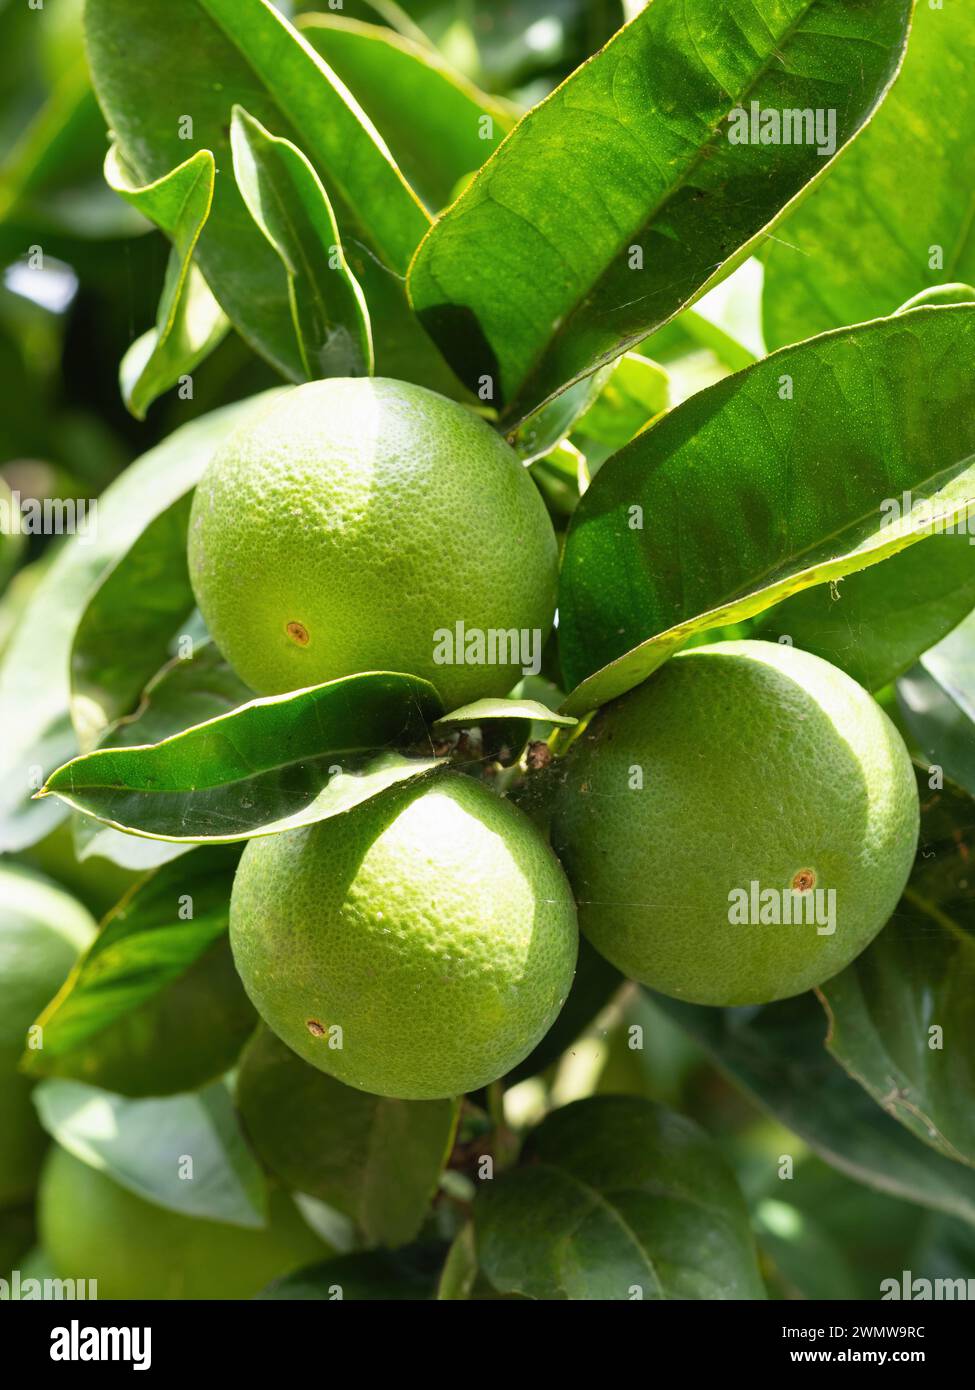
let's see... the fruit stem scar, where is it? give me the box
[287,621,310,646]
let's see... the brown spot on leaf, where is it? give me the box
[306,1019,325,1037]
[792,869,816,892]
[287,621,310,646]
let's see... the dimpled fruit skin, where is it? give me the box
[188,378,558,707]
[551,641,919,1007]
[39,1147,327,1300]
[229,773,578,1099]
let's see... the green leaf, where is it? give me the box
[84,0,451,389]
[898,620,975,799]
[70,494,196,752]
[511,365,614,464]
[105,145,229,419]
[559,307,975,713]
[23,848,255,1097]
[408,0,913,425]
[653,991,975,1225]
[901,622,975,806]
[572,353,669,463]
[33,1078,267,1227]
[437,1223,478,1300]
[41,672,445,843]
[0,390,285,853]
[256,1245,443,1299]
[237,1027,458,1248]
[476,1096,765,1300]
[434,696,576,768]
[748,536,975,693]
[230,106,372,380]
[297,13,516,214]
[819,774,975,1168]
[763,2,975,349]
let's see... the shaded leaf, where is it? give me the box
[652,991,975,1226]
[70,494,196,752]
[559,307,975,713]
[237,1027,458,1247]
[817,774,975,1166]
[256,1244,442,1299]
[230,106,372,380]
[897,612,975,799]
[23,848,254,1097]
[476,1095,765,1299]
[409,0,912,424]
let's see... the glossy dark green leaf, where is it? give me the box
[297,13,515,213]
[237,1028,458,1247]
[230,107,372,380]
[256,1244,443,1299]
[41,673,444,842]
[653,991,975,1225]
[748,536,975,693]
[476,1096,764,1299]
[105,145,229,419]
[70,494,196,753]
[764,2,975,349]
[84,0,455,390]
[409,0,912,425]
[0,391,284,853]
[819,774,975,1168]
[559,307,975,712]
[33,1078,267,1227]
[511,365,613,464]
[898,613,975,798]
[23,848,254,1097]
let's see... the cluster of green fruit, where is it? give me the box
[1,376,921,1300]
[190,379,919,1098]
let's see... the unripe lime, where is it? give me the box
[0,866,96,1208]
[188,378,558,707]
[230,773,578,1098]
[551,641,919,1006]
[39,1147,328,1300]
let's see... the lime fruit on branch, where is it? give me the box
[188,378,558,706]
[551,640,919,1006]
[229,773,578,1099]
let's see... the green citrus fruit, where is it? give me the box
[230,773,578,1098]
[551,640,919,1006]
[0,866,96,1207]
[188,378,558,707]
[39,1147,328,1300]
